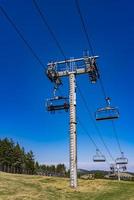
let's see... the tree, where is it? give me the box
[0,138,36,175]
[56,164,66,176]
[25,151,35,174]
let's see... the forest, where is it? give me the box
[0,138,66,176]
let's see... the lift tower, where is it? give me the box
[46,55,99,188]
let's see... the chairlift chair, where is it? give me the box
[46,96,69,113]
[95,97,119,121]
[115,152,128,165]
[117,164,127,172]
[93,149,106,162]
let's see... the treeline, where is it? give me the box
[0,138,35,174]
[0,138,67,176]
[35,163,67,177]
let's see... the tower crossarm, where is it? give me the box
[46,55,99,84]
[57,67,93,77]
[47,56,99,66]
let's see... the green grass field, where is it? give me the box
[0,172,134,200]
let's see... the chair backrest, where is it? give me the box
[96,107,119,121]
[93,149,106,162]
[46,96,69,112]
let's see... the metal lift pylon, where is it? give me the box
[46,54,99,188]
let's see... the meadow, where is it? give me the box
[0,172,134,200]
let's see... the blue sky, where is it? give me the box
[0,0,134,171]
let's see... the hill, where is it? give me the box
[77,168,90,174]
[0,172,134,200]
[77,169,108,175]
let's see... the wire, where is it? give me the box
[99,72,123,155]
[0,1,117,166]
[32,0,67,60]
[98,67,123,155]
[32,0,113,163]
[75,0,123,158]
[111,121,122,154]
[77,117,110,165]
[99,77,107,100]
[77,117,98,150]
[77,84,115,161]
[75,0,107,99]
[99,78,123,155]
[0,6,46,70]
[75,0,108,99]
[75,0,94,56]
[75,0,109,99]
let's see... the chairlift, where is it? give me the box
[95,97,119,121]
[115,152,128,165]
[93,149,106,162]
[46,96,69,113]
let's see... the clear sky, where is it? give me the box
[0,0,134,171]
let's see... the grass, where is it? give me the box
[0,172,134,200]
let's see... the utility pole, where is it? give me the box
[46,55,99,188]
